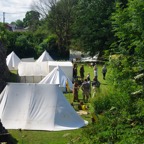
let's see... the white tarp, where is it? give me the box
[39,66,73,92]
[6,51,21,70]
[0,83,87,131]
[48,61,73,81]
[36,50,53,62]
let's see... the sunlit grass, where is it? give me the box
[8,63,111,144]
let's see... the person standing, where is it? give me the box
[93,64,98,78]
[102,65,107,80]
[91,77,100,98]
[80,64,85,81]
[86,73,91,82]
[86,73,91,97]
[73,80,79,102]
[81,79,91,102]
[73,63,78,79]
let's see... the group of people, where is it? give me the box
[72,63,107,103]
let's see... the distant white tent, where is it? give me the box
[39,66,73,92]
[36,50,53,62]
[6,51,21,70]
[0,83,87,131]
[48,61,73,81]
[69,50,82,61]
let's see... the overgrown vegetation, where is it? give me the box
[0,0,144,143]
[75,0,144,143]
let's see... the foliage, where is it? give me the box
[72,0,115,56]
[0,41,10,92]
[15,34,37,58]
[1,0,144,142]
[46,0,77,58]
[75,0,144,143]
[15,20,24,28]
[0,23,9,43]
[111,0,144,59]
[23,11,40,31]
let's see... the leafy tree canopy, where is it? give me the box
[72,0,115,57]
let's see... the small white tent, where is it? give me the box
[0,83,87,131]
[48,61,73,81]
[39,66,73,92]
[6,51,21,70]
[36,50,53,62]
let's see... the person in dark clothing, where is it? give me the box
[81,79,91,102]
[102,65,107,80]
[73,63,78,79]
[80,64,85,81]
[73,80,79,102]
[86,73,91,82]
[91,77,100,97]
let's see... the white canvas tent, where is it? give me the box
[36,50,53,62]
[39,66,73,92]
[6,51,21,70]
[48,61,73,81]
[0,83,87,131]
[18,61,49,83]
[18,61,73,83]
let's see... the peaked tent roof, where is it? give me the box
[36,50,53,62]
[39,66,73,92]
[0,83,87,131]
[48,61,73,81]
[6,51,21,70]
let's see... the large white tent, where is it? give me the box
[0,83,87,131]
[6,51,21,70]
[39,66,73,92]
[18,61,73,83]
[36,50,53,62]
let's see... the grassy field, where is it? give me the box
[8,129,83,144]
[7,63,110,144]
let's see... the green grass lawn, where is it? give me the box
[9,128,84,144]
[7,63,110,144]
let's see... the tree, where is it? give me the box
[77,1,144,143]
[48,0,77,57]
[15,20,24,28]
[111,0,144,61]
[32,0,58,18]
[15,34,37,58]
[23,11,40,31]
[72,0,115,57]
[32,0,77,59]
[0,41,9,92]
